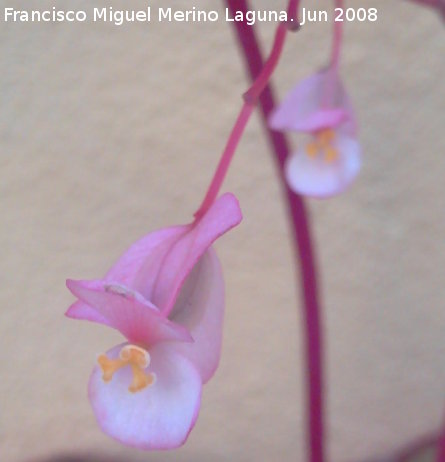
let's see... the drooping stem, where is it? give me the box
[226,3,324,462]
[331,0,344,69]
[194,102,254,220]
[194,0,298,219]
[322,0,343,114]
[244,0,299,103]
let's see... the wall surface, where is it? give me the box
[1,1,444,461]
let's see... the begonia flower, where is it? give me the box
[66,193,242,449]
[407,0,445,20]
[269,67,361,198]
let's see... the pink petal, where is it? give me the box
[269,69,357,134]
[66,279,192,346]
[285,134,361,198]
[66,226,188,325]
[151,192,242,314]
[106,225,189,299]
[89,342,202,450]
[168,248,224,383]
[69,193,241,320]
[66,300,111,326]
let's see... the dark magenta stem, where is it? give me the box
[225,2,325,462]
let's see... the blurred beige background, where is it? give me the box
[1,0,444,461]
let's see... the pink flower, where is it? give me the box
[66,193,242,450]
[269,68,361,198]
[407,0,445,20]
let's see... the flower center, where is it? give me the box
[97,344,156,393]
[305,128,338,162]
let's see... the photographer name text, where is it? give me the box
[3,6,378,26]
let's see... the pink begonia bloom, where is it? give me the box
[408,0,445,20]
[269,68,361,198]
[66,193,242,450]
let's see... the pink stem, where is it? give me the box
[226,3,324,462]
[243,0,299,103]
[321,0,343,109]
[331,0,344,69]
[194,102,254,220]
[243,24,287,103]
[194,0,298,219]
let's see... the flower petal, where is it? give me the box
[105,225,189,299]
[66,300,111,326]
[66,279,192,345]
[71,193,241,319]
[168,248,224,383]
[151,192,242,314]
[269,69,357,134]
[89,342,202,450]
[66,226,188,325]
[285,134,361,198]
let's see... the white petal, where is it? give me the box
[285,134,361,198]
[89,342,202,450]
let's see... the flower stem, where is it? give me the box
[194,0,298,220]
[322,1,343,120]
[331,0,344,69]
[194,102,254,220]
[243,0,298,104]
[226,3,324,462]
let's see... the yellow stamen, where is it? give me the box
[98,345,156,393]
[318,128,335,147]
[304,129,337,162]
[324,146,338,163]
[306,142,319,157]
[129,364,156,392]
